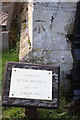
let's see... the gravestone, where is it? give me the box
[2,2,78,119]
[20,2,77,87]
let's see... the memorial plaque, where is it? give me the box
[9,68,52,100]
[2,62,60,109]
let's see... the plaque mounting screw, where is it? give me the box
[12,94,14,96]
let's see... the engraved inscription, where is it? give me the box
[33,24,46,34]
[9,68,52,101]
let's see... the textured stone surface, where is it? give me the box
[32,2,76,50]
[19,3,32,60]
[20,2,77,87]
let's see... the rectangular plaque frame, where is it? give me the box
[2,62,60,109]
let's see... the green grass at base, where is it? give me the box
[1,47,25,120]
[1,47,80,120]
[2,48,19,74]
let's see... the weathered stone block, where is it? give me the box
[20,2,77,87]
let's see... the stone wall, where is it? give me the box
[19,2,77,88]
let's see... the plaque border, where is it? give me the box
[2,62,60,109]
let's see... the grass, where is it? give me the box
[1,46,80,120]
[38,97,78,119]
[2,48,19,73]
[2,107,25,119]
[1,46,25,120]
[1,13,26,120]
